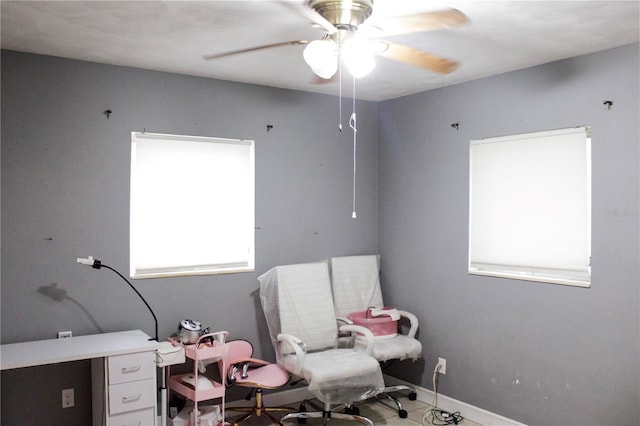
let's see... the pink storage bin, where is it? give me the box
[347,308,398,340]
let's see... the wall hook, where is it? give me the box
[603,100,613,110]
[451,123,459,130]
[266,124,273,133]
[103,109,112,119]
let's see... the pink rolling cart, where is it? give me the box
[168,331,229,425]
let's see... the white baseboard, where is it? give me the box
[383,375,527,426]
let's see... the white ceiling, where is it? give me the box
[1,0,638,101]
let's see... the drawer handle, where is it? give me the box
[122,393,142,404]
[121,365,142,374]
[121,422,142,426]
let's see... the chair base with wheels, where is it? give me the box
[227,386,296,425]
[375,382,417,418]
[279,400,374,426]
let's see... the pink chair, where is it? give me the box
[223,340,294,425]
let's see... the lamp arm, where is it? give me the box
[78,256,158,341]
[100,264,159,342]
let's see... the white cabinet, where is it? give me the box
[93,351,157,426]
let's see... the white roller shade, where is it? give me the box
[469,126,591,287]
[130,132,255,278]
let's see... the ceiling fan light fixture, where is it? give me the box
[312,60,339,79]
[303,39,339,78]
[342,36,375,78]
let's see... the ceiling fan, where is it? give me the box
[203,0,469,80]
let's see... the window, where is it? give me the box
[469,126,591,287]
[130,132,255,279]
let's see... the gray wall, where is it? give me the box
[1,50,379,425]
[378,44,639,425]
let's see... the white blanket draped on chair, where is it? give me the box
[259,262,384,405]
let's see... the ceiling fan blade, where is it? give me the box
[377,41,458,74]
[368,9,468,37]
[279,1,338,34]
[203,40,309,61]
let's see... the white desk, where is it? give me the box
[1,330,159,426]
[1,329,158,370]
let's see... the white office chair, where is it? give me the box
[258,262,385,425]
[330,255,422,418]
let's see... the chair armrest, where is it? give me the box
[229,357,271,367]
[227,357,274,383]
[276,333,306,375]
[397,310,419,338]
[336,316,353,326]
[336,317,356,348]
[339,324,375,356]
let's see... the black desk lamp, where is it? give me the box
[77,256,158,341]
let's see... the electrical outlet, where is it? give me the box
[57,331,72,339]
[62,388,74,408]
[437,357,447,375]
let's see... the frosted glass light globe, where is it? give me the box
[303,39,338,79]
[342,36,375,78]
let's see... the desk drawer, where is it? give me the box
[109,378,155,415]
[108,351,155,384]
[109,406,155,426]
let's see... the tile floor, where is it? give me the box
[225,393,483,426]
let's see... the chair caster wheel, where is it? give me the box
[344,405,360,415]
[399,409,408,418]
[408,391,417,401]
[297,403,307,424]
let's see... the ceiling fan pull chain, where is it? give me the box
[338,58,343,132]
[350,111,357,219]
[350,74,357,219]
